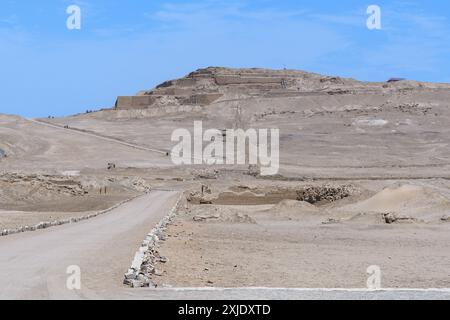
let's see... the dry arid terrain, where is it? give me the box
[1,67,450,291]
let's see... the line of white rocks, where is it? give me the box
[124,193,184,288]
[0,195,141,237]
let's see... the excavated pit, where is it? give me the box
[188,184,356,206]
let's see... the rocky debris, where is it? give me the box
[190,205,257,224]
[296,185,355,204]
[128,177,152,193]
[107,163,116,170]
[187,190,214,204]
[322,218,341,225]
[192,214,216,222]
[320,76,345,84]
[193,212,256,224]
[201,184,212,195]
[301,105,383,118]
[383,213,418,224]
[0,173,87,197]
[246,165,260,177]
[125,239,163,288]
[124,194,183,288]
[255,109,297,120]
[36,222,52,230]
[187,184,216,204]
[193,169,219,180]
[327,88,353,95]
[394,103,433,115]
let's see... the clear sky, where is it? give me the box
[1,0,450,117]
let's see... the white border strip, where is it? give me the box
[155,287,450,292]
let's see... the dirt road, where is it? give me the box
[28,118,169,155]
[0,191,179,300]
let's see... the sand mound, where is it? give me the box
[191,206,257,224]
[349,185,449,211]
[341,184,450,223]
[263,200,323,221]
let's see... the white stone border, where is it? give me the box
[124,193,184,288]
[0,194,142,237]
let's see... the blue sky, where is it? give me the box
[1,0,450,117]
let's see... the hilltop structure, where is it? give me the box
[114,67,448,111]
[114,67,357,110]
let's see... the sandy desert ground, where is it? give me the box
[1,67,450,293]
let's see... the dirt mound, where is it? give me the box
[191,206,256,224]
[383,212,420,224]
[266,200,322,220]
[347,184,449,211]
[341,184,450,223]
